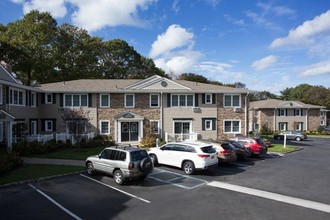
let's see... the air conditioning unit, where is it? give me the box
[234,107,241,112]
[192,107,201,113]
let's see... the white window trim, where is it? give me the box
[99,120,110,135]
[279,109,286,116]
[150,94,160,108]
[45,93,53,104]
[150,120,160,134]
[172,120,192,134]
[295,109,301,116]
[125,94,135,108]
[223,120,241,134]
[9,87,26,106]
[100,94,110,108]
[45,120,53,132]
[31,92,37,107]
[205,94,212,104]
[0,85,2,104]
[320,121,325,126]
[224,94,241,108]
[279,122,287,131]
[205,119,213,130]
[171,94,194,107]
[64,94,88,107]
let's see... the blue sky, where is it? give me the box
[1,0,330,94]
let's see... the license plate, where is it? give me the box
[211,155,215,159]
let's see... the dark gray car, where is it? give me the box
[86,146,153,185]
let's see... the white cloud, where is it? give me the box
[300,61,330,76]
[223,14,245,26]
[251,55,278,71]
[68,0,155,32]
[271,10,330,48]
[12,0,67,18]
[149,24,194,58]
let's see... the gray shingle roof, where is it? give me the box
[250,99,325,109]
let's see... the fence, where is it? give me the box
[165,132,198,142]
[23,132,95,144]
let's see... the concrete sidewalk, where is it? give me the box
[22,157,85,167]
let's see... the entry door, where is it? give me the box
[121,122,139,142]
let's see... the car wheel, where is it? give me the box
[140,158,153,172]
[114,170,124,185]
[150,154,158,166]
[183,161,195,175]
[295,136,302,141]
[86,162,95,175]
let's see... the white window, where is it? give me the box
[9,88,25,106]
[205,94,212,104]
[295,109,301,116]
[171,94,194,107]
[45,120,53,132]
[254,123,259,130]
[150,94,159,107]
[64,94,88,107]
[100,94,110,107]
[30,120,37,135]
[100,120,110,134]
[31,92,36,107]
[150,120,160,134]
[320,111,325,117]
[205,120,212,130]
[125,94,135,108]
[320,121,325,126]
[224,95,240,107]
[45,93,53,104]
[279,122,287,131]
[279,109,286,116]
[0,85,2,104]
[224,120,240,133]
[174,121,191,134]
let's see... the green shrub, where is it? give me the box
[0,151,23,175]
[140,134,157,148]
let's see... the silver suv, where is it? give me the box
[85,146,153,185]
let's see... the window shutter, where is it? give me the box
[52,93,56,104]
[26,91,29,106]
[59,94,63,107]
[212,93,216,104]
[41,120,45,132]
[301,109,303,116]
[278,109,280,116]
[285,109,288,116]
[293,109,296,116]
[195,94,199,107]
[53,119,57,131]
[167,94,171,107]
[202,93,205,104]
[6,86,9,104]
[36,93,38,106]
[212,119,216,130]
[88,94,92,107]
[202,119,205,131]
[41,93,45,104]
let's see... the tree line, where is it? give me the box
[1,11,329,109]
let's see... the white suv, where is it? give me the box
[148,141,218,175]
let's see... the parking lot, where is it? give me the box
[1,137,330,220]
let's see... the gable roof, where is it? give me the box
[250,99,325,110]
[39,75,253,94]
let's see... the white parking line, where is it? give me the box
[80,174,151,203]
[208,181,330,214]
[29,184,82,220]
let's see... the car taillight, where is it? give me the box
[128,163,134,170]
[220,150,231,154]
[198,154,210,158]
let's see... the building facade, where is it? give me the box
[249,99,327,132]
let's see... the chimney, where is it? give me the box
[0,61,12,73]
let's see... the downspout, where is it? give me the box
[160,92,163,139]
[306,108,309,131]
[274,109,276,131]
[245,93,250,136]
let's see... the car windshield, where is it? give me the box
[130,150,148,162]
[200,146,216,153]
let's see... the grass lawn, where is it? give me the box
[267,144,301,154]
[0,164,84,186]
[28,146,105,160]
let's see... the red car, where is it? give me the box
[229,137,267,156]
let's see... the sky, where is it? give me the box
[1,0,330,94]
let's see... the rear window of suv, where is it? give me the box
[200,146,216,153]
[130,150,148,161]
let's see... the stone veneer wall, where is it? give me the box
[97,93,160,138]
[216,94,246,139]
[259,109,274,131]
[308,109,321,130]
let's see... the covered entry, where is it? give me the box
[0,110,15,150]
[114,112,144,143]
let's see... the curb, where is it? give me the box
[268,146,304,156]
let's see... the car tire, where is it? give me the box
[86,162,95,175]
[114,170,124,185]
[140,158,153,172]
[295,136,302,141]
[183,161,195,175]
[150,154,158,167]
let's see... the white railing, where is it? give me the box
[24,132,95,144]
[165,132,198,142]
